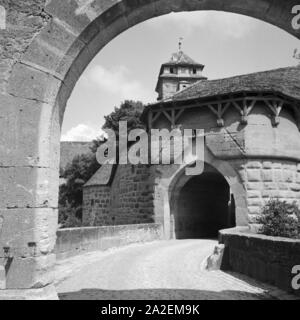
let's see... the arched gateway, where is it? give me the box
[0,0,300,299]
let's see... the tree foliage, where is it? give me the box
[59,153,100,228]
[59,100,144,228]
[91,100,145,152]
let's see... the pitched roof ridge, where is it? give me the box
[169,65,298,101]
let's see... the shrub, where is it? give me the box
[58,203,82,229]
[257,199,300,239]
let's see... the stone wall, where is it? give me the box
[83,185,111,226]
[55,223,163,260]
[83,164,155,226]
[219,228,300,296]
[231,159,300,224]
[110,164,155,225]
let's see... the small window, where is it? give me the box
[170,67,174,74]
[193,68,197,74]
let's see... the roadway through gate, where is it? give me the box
[55,239,291,300]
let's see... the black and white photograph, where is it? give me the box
[0,0,300,309]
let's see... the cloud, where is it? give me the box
[146,11,259,39]
[61,124,105,141]
[84,65,154,103]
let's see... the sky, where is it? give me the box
[61,11,300,141]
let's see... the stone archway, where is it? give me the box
[170,164,235,240]
[153,146,248,240]
[0,0,299,299]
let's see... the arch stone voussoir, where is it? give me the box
[8,63,62,105]
[20,19,87,80]
[0,94,54,167]
[45,0,93,35]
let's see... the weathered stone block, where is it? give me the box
[291,183,300,192]
[277,182,289,191]
[246,161,262,169]
[283,170,294,183]
[0,167,59,208]
[263,161,273,169]
[5,254,56,289]
[8,63,62,105]
[261,169,273,182]
[263,182,277,190]
[237,169,247,182]
[247,182,263,190]
[247,198,263,207]
[278,191,295,199]
[125,0,157,28]
[247,190,261,198]
[273,170,283,182]
[0,208,57,257]
[247,169,261,182]
[262,190,280,198]
[273,162,282,169]
[0,94,55,167]
[45,0,92,35]
[21,39,63,79]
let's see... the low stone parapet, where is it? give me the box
[55,223,163,260]
[219,227,300,296]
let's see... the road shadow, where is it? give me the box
[58,288,275,300]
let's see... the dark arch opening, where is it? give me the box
[173,165,236,239]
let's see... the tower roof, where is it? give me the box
[155,48,206,97]
[163,50,204,68]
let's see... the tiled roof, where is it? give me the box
[168,66,300,102]
[143,66,300,120]
[163,50,204,67]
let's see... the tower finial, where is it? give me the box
[179,37,183,52]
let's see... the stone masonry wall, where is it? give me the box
[220,227,300,296]
[110,164,155,225]
[83,185,111,226]
[231,159,300,224]
[56,223,163,260]
[83,164,155,226]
